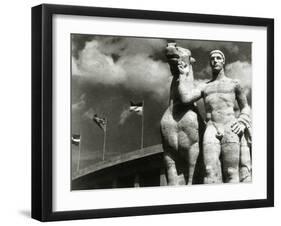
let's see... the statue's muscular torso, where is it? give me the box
[204,77,239,125]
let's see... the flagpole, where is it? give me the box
[102,119,107,161]
[77,132,82,172]
[77,111,84,172]
[141,100,144,150]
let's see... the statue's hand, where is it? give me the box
[178,62,190,76]
[231,121,246,135]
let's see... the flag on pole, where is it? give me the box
[92,114,107,131]
[71,134,81,145]
[92,114,107,161]
[129,101,143,115]
[129,100,144,150]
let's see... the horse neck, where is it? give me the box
[186,66,194,81]
[169,66,194,105]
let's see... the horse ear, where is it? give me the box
[190,57,196,64]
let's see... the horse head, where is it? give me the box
[166,43,196,80]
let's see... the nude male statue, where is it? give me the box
[178,49,252,183]
[160,43,205,185]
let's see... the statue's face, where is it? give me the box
[210,53,225,72]
[166,43,195,75]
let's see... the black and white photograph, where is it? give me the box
[71,35,252,190]
[29,3,274,222]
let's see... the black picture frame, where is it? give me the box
[32,3,274,222]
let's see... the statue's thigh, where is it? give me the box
[221,129,240,169]
[202,125,222,183]
[240,135,251,167]
[240,135,252,182]
[203,124,221,164]
[187,142,199,164]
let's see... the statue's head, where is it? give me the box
[166,42,195,76]
[209,50,225,73]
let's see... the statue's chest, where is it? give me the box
[205,80,236,96]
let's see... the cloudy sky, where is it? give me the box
[71,34,252,172]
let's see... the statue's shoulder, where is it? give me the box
[205,79,218,88]
[223,77,241,87]
[202,80,216,96]
[196,80,208,94]
[231,78,242,88]
[229,78,244,93]
[231,78,241,84]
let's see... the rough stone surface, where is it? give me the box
[161,44,252,185]
[160,43,205,185]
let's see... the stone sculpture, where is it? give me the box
[202,50,252,183]
[161,44,252,185]
[160,43,205,185]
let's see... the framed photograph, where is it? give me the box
[32,4,274,221]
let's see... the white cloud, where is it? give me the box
[72,93,86,111]
[72,38,171,102]
[74,40,127,85]
[197,61,251,89]
[119,109,131,125]
[72,37,251,106]
[225,61,252,90]
[82,108,94,121]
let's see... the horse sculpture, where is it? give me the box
[160,43,205,185]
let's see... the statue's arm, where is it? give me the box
[231,80,251,135]
[178,80,204,104]
[235,80,251,117]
